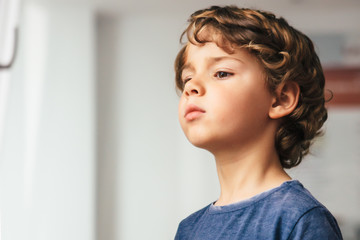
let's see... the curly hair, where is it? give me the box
[174,6,328,168]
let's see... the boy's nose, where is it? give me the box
[184,80,204,97]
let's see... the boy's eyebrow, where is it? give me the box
[182,55,245,74]
[209,56,245,65]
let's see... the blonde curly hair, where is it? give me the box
[174,6,328,168]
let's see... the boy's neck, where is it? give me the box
[212,136,291,206]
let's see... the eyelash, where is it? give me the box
[183,78,191,85]
[215,71,233,79]
[182,71,233,87]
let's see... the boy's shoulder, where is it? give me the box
[177,203,211,228]
[270,180,342,239]
[266,180,324,214]
[175,203,211,239]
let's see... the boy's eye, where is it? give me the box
[215,71,233,79]
[183,78,191,86]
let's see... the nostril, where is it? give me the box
[191,89,198,94]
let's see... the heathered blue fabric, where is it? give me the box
[175,180,342,240]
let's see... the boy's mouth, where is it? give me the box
[184,104,206,121]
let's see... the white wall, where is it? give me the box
[0,2,95,240]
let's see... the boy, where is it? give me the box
[174,6,342,240]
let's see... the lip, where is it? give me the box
[184,104,206,121]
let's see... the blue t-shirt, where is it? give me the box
[175,180,342,240]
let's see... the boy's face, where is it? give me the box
[178,42,276,152]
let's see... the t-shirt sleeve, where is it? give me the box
[287,206,343,240]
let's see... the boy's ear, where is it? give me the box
[269,81,300,119]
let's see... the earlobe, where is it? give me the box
[269,81,300,119]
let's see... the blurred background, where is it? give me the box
[0,0,359,239]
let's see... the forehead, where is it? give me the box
[185,42,230,60]
[182,41,257,70]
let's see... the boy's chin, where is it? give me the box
[187,137,219,152]
[184,130,226,152]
